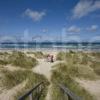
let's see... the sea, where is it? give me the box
[0,42,100,51]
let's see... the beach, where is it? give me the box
[0,49,100,100]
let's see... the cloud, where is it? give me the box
[72,0,100,19]
[87,25,98,32]
[67,26,81,33]
[23,9,46,21]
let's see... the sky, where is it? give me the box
[0,0,100,42]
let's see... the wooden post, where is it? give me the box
[29,93,33,100]
[68,94,73,100]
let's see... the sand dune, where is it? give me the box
[0,80,27,100]
[76,78,100,100]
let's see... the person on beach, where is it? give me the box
[51,55,54,63]
[47,54,51,62]
[46,54,54,62]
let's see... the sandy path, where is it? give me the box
[0,80,27,100]
[76,78,100,100]
[33,59,59,81]
[33,59,59,100]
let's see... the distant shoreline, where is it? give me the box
[0,42,100,52]
[0,48,100,53]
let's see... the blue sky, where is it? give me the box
[0,0,100,42]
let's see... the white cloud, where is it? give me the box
[24,9,46,21]
[72,0,100,19]
[87,25,98,32]
[67,26,81,33]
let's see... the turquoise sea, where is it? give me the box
[0,42,100,51]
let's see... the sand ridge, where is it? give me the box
[76,78,100,100]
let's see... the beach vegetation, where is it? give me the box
[27,51,45,58]
[51,63,94,100]
[0,51,38,69]
[33,51,44,58]
[51,51,100,100]
[0,69,49,100]
[90,61,100,76]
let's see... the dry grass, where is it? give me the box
[0,51,48,100]
[0,51,38,69]
[51,51,100,100]
[0,68,49,100]
[27,51,45,59]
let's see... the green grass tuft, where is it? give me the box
[0,51,38,69]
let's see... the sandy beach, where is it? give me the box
[0,49,100,100]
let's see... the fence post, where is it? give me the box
[68,94,73,100]
[18,82,44,100]
[29,93,33,100]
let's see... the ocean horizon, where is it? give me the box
[0,42,100,50]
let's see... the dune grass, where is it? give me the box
[14,70,49,100]
[56,52,66,60]
[0,51,49,100]
[53,62,98,80]
[1,69,29,89]
[51,63,94,100]
[0,52,10,65]
[0,51,38,69]
[0,60,9,65]
[91,52,100,59]
[51,51,100,100]
[56,51,80,63]
[90,61,100,76]
[57,51,93,65]
[27,51,45,59]
[0,69,49,100]
[10,51,38,68]
[0,52,9,56]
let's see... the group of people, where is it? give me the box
[46,54,54,63]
